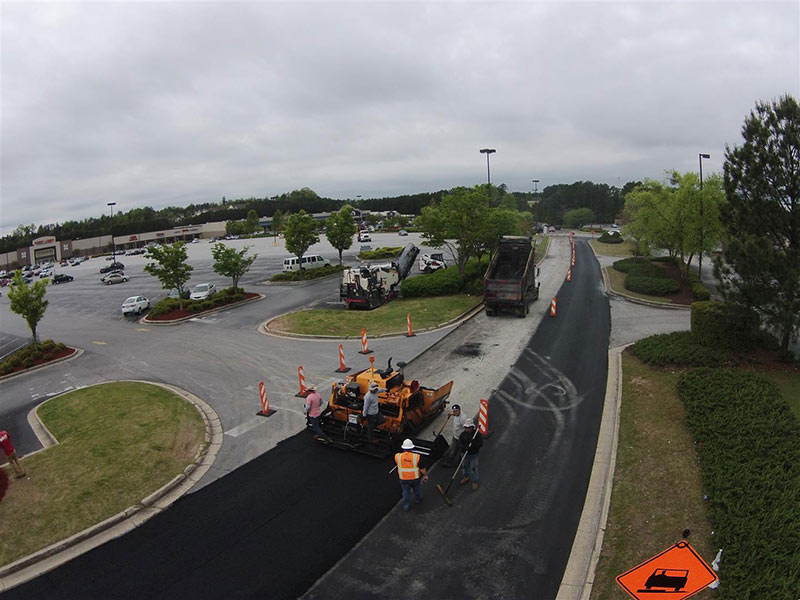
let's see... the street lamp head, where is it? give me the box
[107,202,116,207]
[699,153,710,159]
[479,148,496,155]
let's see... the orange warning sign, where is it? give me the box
[616,541,717,600]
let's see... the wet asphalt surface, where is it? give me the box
[3,239,610,600]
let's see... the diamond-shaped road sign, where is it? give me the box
[616,541,718,600]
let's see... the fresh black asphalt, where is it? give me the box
[4,239,610,600]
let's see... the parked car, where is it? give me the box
[398,230,408,236]
[167,288,190,300]
[39,268,53,278]
[102,272,129,285]
[0,270,6,278]
[358,232,372,243]
[190,283,216,300]
[121,296,150,315]
[0,278,11,287]
[282,255,331,272]
[52,274,74,284]
[100,262,125,274]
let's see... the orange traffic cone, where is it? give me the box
[256,381,276,417]
[295,365,310,397]
[336,344,350,373]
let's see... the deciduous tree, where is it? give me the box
[144,242,193,309]
[284,210,320,280]
[325,205,358,265]
[717,94,800,357]
[7,272,48,341]
[211,243,257,292]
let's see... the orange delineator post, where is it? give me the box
[257,381,276,417]
[336,343,351,373]
[295,365,309,397]
[359,328,372,354]
[550,297,557,317]
[405,313,415,337]
[478,398,489,435]
[567,269,572,282]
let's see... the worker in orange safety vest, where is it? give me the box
[395,439,429,511]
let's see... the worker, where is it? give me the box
[304,386,331,444]
[395,439,429,511]
[0,430,27,479]
[442,403,469,467]
[458,418,483,491]
[362,382,385,441]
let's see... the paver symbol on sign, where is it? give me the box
[616,541,718,600]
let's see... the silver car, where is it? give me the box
[121,296,150,315]
[102,272,129,285]
[190,283,216,300]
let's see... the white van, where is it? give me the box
[282,254,332,272]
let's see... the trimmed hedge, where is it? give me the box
[358,247,403,260]
[677,368,800,597]
[612,257,652,273]
[400,258,487,298]
[690,301,758,351]
[691,282,711,300]
[271,264,343,282]
[597,232,623,243]
[625,274,680,296]
[631,331,735,367]
[148,286,253,317]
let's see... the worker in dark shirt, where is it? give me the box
[458,419,482,491]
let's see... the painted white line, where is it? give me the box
[225,418,265,437]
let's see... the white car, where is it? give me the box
[190,283,216,300]
[102,272,129,285]
[39,268,53,278]
[121,296,150,315]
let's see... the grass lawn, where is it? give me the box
[605,267,672,304]
[0,382,205,567]
[269,294,480,336]
[589,239,635,257]
[590,353,715,599]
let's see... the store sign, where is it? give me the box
[32,237,56,246]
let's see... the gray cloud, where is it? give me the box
[2,1,798,234]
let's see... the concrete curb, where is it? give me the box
[140,293,265,326]
[0,347,84,384]
[0,381,222,592]
[259,301,485,341]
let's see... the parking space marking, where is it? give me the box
[135,328,150,332]
[92,341,107,345]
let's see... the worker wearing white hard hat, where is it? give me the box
[394,438,429,511]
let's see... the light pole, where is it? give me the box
[532,179,539,194]
[698,153,710,279]
[479,148,496,186]
[107,202,117,263]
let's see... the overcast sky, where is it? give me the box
[1,1,798,235]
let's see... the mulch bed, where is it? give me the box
[3,346,77,377]
[652,261,696,305]
[147,292,260,322]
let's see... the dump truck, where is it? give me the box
[340,243,419,310]
[483,235,540,317]
[315,355,453,458]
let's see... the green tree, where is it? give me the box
[271,209,285,235]
[563,207,596,229]
[717,94,800,357]
[225,220,246,236]
[144,242,193,309]
[624,172,724,279]
[245,210,260,235]
[211,243,257,292]
[284,210,320,280]
[325,205,358,265]
[417,185,491,275]
[7,271,48,341]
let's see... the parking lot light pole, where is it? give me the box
[698,153,710,279]
[107,202,117,263]
[479,148,496,186]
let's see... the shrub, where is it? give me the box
[201,300,214,311]
[624,274,679,296]
[8,356,21,368]
[631,331,735,367]
[148,298,181,318]
[612,257,652,273]
[597,232,623,243]
[359,247,403,260]
[677,368,800,597]
[42,352,54,361]
[0,364,13,375]
[187,302,204,313]
[401,266,462,297]
[31,350,43,360]
[270,264,342,282]
[690,301,759,351]
[56,343,66,351]
[22,358,34,368]
[41,339,55,349]
[691,282,711,301]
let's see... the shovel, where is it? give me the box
[436,426,480,507]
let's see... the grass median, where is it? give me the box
[269,295,480,337]
[589,239,635,257]
[0,382,205,567]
